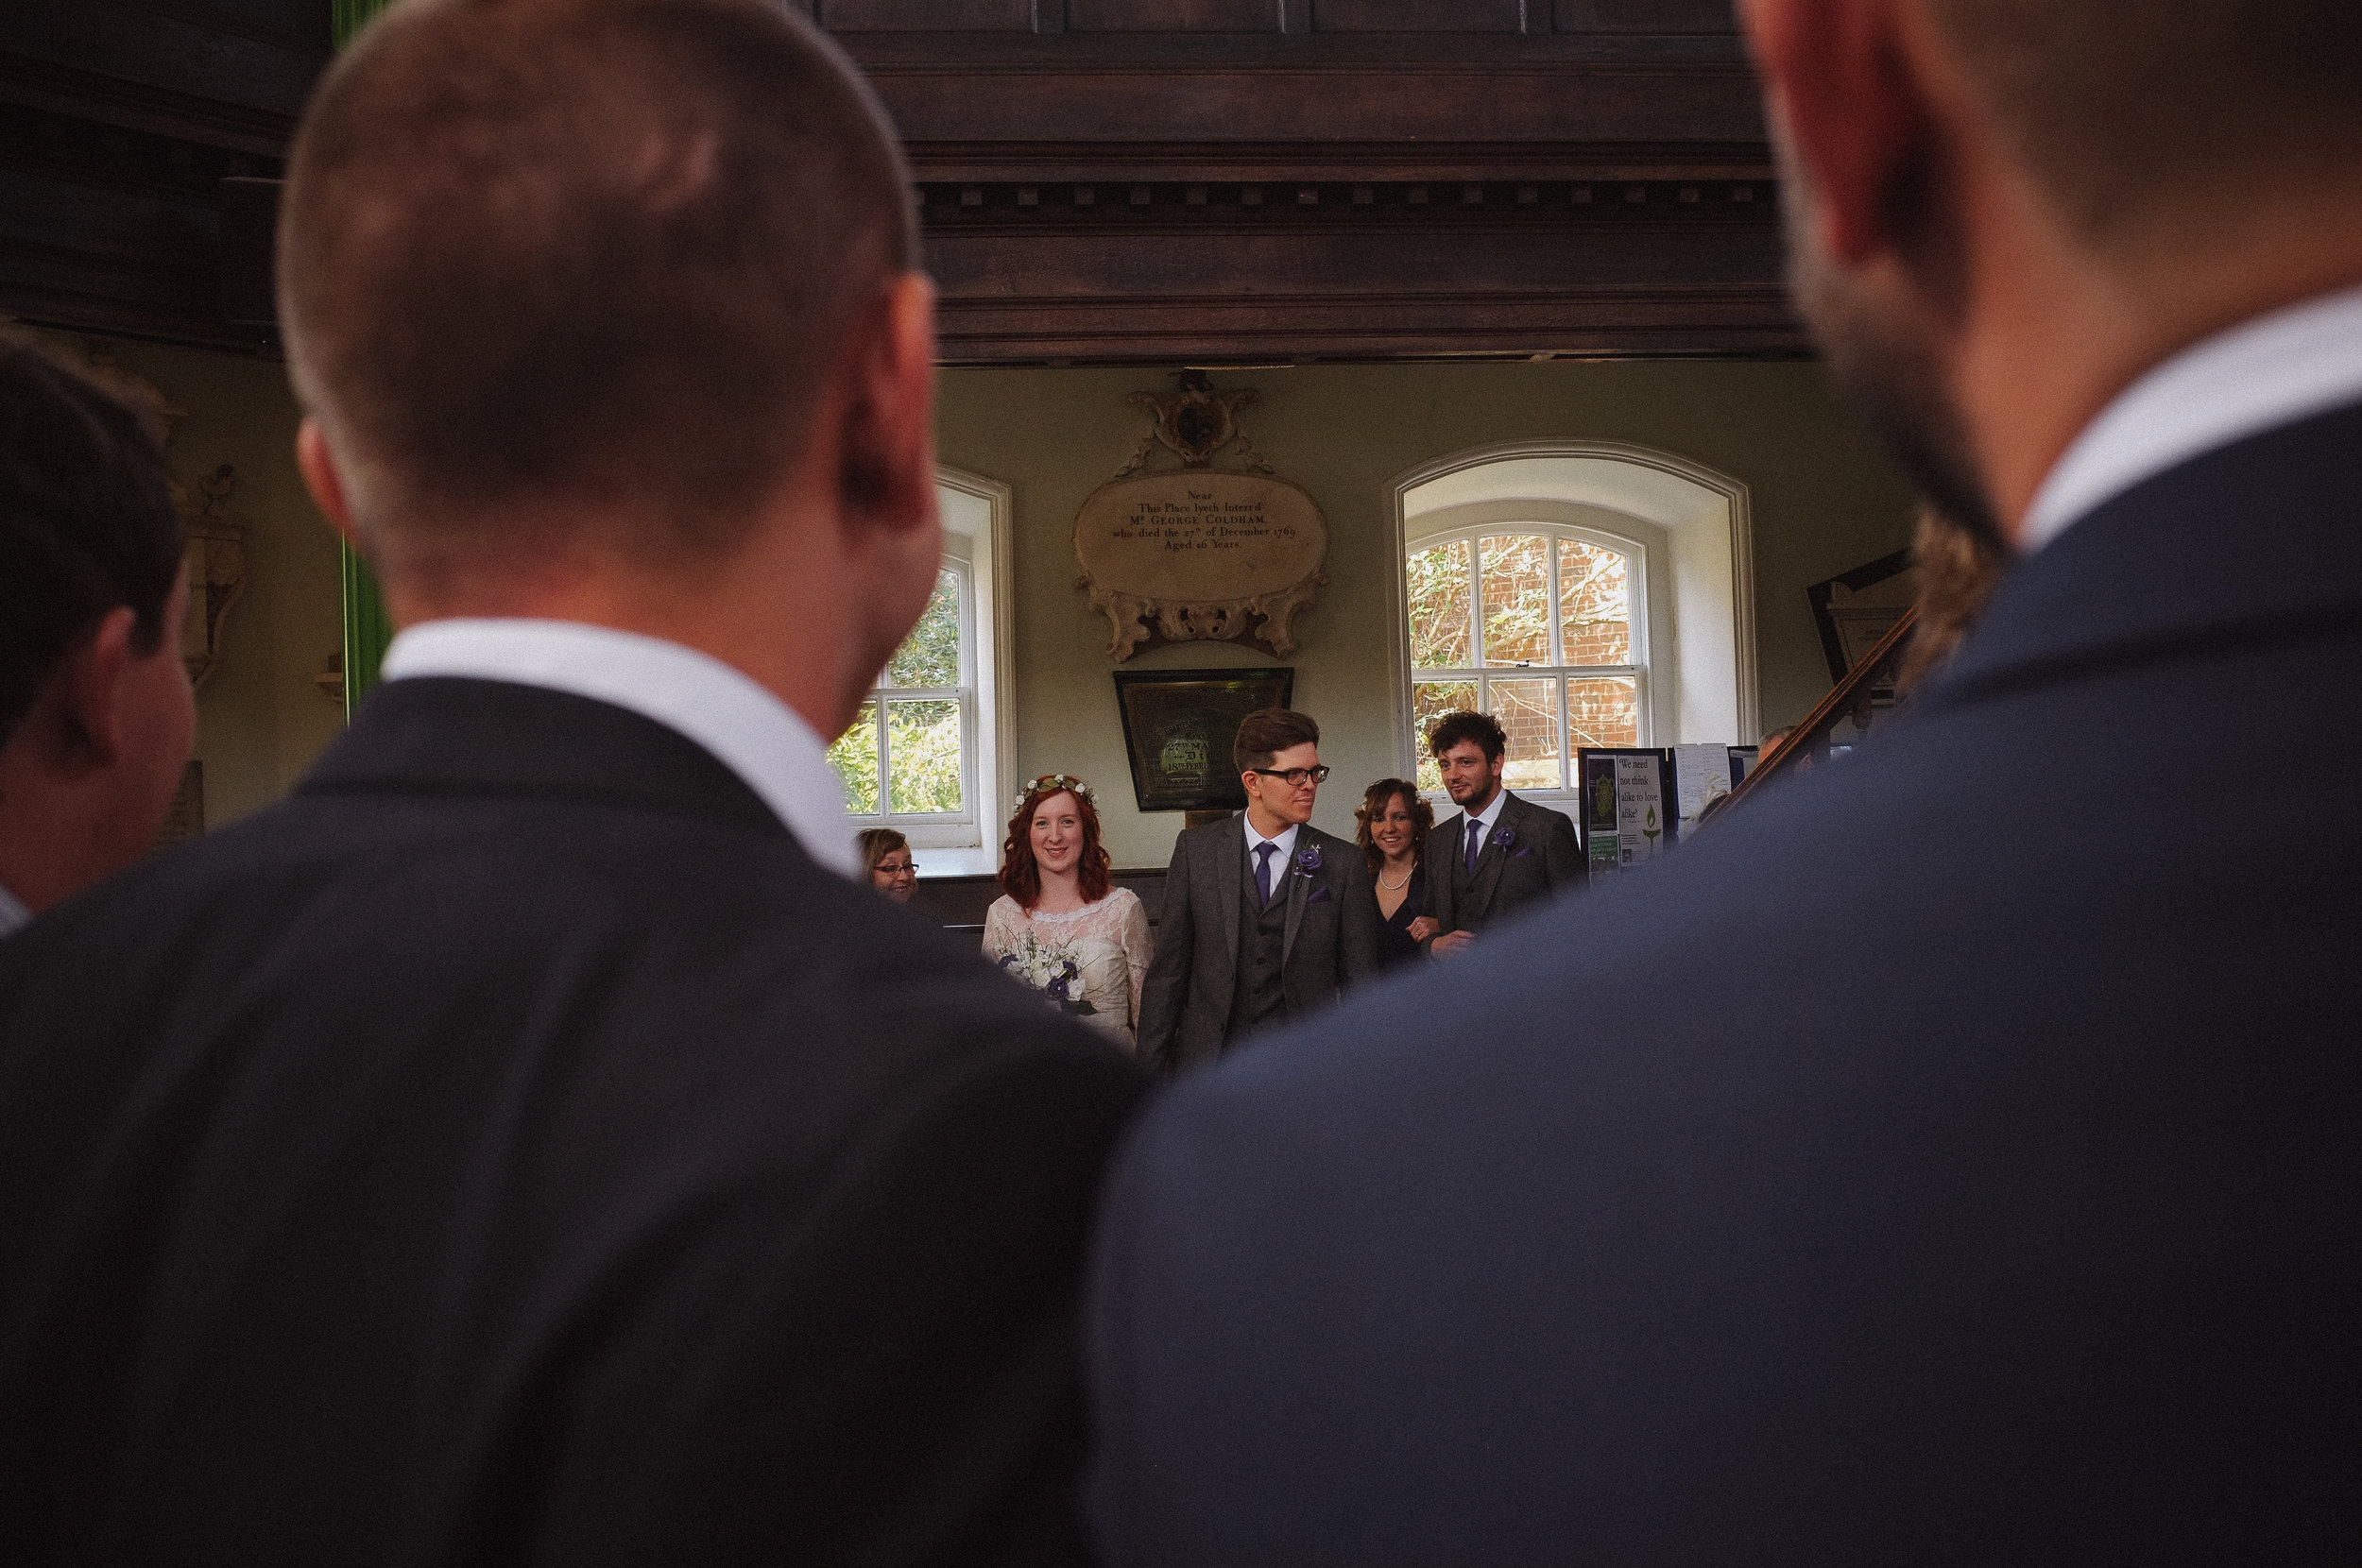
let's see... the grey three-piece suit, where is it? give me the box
[1137,817,1379,1076]
[1425,790,1585,941]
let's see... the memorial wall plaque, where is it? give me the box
[1074,371,1328,661]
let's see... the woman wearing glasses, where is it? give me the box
[858,827,917,902]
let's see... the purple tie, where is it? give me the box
[1465,817,1482,874]
[1255,840,1278,908]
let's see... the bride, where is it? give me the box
[982,775,1150,1052]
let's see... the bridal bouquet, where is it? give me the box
[996,933,1098,1016]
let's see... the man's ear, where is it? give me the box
[1738,0,1931,265]
[56,606,143,767]
[296,418,361,548]
[835,271,939,537]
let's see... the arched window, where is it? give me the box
[827,470,1012,865]
[1394,442,1758,807]
[1406,523,1646,795]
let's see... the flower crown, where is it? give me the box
[1016,774,1095,811]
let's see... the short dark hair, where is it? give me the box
[0,337,183,750]
[1926,1,2362,244]
[281,0,917,568]
[1427,709,1505,762]
[1234,707,1320,775]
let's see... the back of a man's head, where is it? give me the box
[1926,0,2362,247]
[279,0,916,575]
[0,338,182,752]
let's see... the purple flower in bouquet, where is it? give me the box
[1489,824,1517,851]
[1293,843,1323,876]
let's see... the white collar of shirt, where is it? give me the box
[0,879,28,940]
[1242,817,1301,861]
[2021,281,2362,551]
[1463,788,1509,839]
[379,619,860,880]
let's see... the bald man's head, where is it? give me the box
[280,0,916,572]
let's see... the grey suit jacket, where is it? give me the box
[1137,818,1378,1076]
[1427,791,1584,939]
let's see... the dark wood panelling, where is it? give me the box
[0,99,278,349]
[866,60,1765,145]
[910,869,1169,932]
[821,0,1038,30]
[216,174,276,324]
[0,1,325,151]
[1066,0,1282,31]
[1556,0,1736,32]
[1313,0,1528,31]
[0,3,1790,360]
[920,179,1798,361]
[897,138,1766,183]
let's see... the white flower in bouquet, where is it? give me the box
[995,932,1098,1015]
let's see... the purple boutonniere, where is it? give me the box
[1489,824,1517,851]
[1293,843,1324,875]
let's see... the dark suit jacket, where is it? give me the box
[1088,402,2362,1565]
[1136,818,1378,1076]
[1426,789,1584,939]
[0,677,1145,1567]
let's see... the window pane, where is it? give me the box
[1405,539,1472,670]
[885,568,961,689]
[1490,676,1561,791]
[829,702,880,813]
[1412,679,1479,793]
[1480,534,1551,668]
[1558,539,1632,665]
[1566,676,1639,750]
[886,698,964,814]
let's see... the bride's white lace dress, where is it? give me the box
[981,888,1152,1052]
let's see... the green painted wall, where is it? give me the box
[936,359,1917,869]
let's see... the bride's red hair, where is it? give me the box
[1000,781,1113,911]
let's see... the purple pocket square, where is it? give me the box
[1306,884,1332,904]
[1512,847,1533,858]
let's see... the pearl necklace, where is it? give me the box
[1378,863,1413,891]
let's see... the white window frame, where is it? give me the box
[842,468,1015,867]
[1406,521,1652,799]
[1389,442,1760,805]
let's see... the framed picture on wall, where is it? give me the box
[1112,667,1294,812]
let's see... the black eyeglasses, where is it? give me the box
[1249,765,1332,787]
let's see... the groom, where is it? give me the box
[1424,708,1584,956]
[1138,707,1378,1076]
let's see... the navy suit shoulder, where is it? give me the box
[0,678,1146,1567]
[1088,403,2362,1566]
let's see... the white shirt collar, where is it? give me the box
[0,879,29,940]
[380,619,860,880]
[2022,282,2362,551]
[1463,787,1509,836]
[1241,816,1301,860]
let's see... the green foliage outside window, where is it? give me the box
[829,704,881,813]
[887,571,961,689]
[1405,540,1472,670]
[830,568,967,817]
[887,700,963,813]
